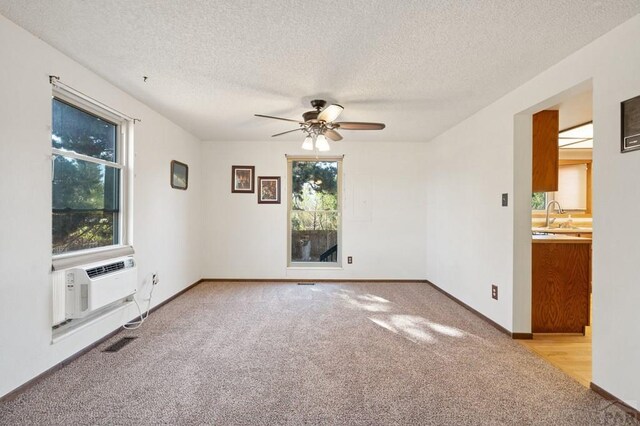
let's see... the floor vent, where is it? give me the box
[103,337,137,353]
[298,282,315,285]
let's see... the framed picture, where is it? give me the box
[170,160,188,190]
[258,176,281,204]
[621,94,640,153]
[231,165,255,193]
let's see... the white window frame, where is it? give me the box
[287,156,342,268]
[51,86,134,267]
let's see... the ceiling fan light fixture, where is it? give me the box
[315,134,330,152]
[255,99,385,146]
[301,135,314,150]
[318,104,344,123]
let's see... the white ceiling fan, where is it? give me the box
[255,99,386,151]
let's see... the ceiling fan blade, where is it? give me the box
[324,129,343,141]
[318,104,344,122]
[335,121,386,130]
[271,128,304,137]
[255,114,303,124]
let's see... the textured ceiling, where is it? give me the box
[1,1,639,142]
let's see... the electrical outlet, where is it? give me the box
[492,284,498,300]
[501,193,508,207]
[152,273,159,285]
[347,256,353,264]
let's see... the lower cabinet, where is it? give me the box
[532,241,591,333]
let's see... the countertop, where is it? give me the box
[531,227,592,234]
[532,234,592,244]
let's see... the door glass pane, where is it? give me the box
[52,98,117,162]
[290,161,339,263]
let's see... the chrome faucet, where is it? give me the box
[545,200,564,227]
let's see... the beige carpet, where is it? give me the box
[0,281,637,425]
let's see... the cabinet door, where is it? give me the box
[532,110,559,192]
[532,242,590,333]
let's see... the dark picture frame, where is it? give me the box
[170,160,188,190]
[231,165,255,193]
[258,176,281,204]
[621,94,640,153]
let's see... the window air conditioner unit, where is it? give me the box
[65,256,137,319]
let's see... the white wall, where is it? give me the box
[425,14,640,408]
[0,14,202,398]
[201,140,427,280]
[424,108,515,330]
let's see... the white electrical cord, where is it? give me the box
[123,282,156,330]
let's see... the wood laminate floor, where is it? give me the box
[519,327,592,387]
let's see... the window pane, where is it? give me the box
[52,156,120,254]
[291,212,338,262]
[291,161,338,211]
[553,164,587,210]
[52,211,117,254]
[52,98,117,162]
[531,192,546,210]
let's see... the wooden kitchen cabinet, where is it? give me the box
[532,110,559,192]
[532,239,590,333]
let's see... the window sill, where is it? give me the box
[52,245,135,270]
[287,266,344,270]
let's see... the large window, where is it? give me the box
[288,158,341,266]
[52,94,128,256]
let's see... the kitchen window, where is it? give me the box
[549,163,589,211]
[531,192,547,210]
[532,161,591,213]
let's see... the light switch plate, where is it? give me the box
[501,193,508,207]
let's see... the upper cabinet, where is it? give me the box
[532,110,559,192]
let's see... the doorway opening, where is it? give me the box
[519,87,594,387]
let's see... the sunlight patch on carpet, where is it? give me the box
[368,315,467,344]
[357,294,390,303]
